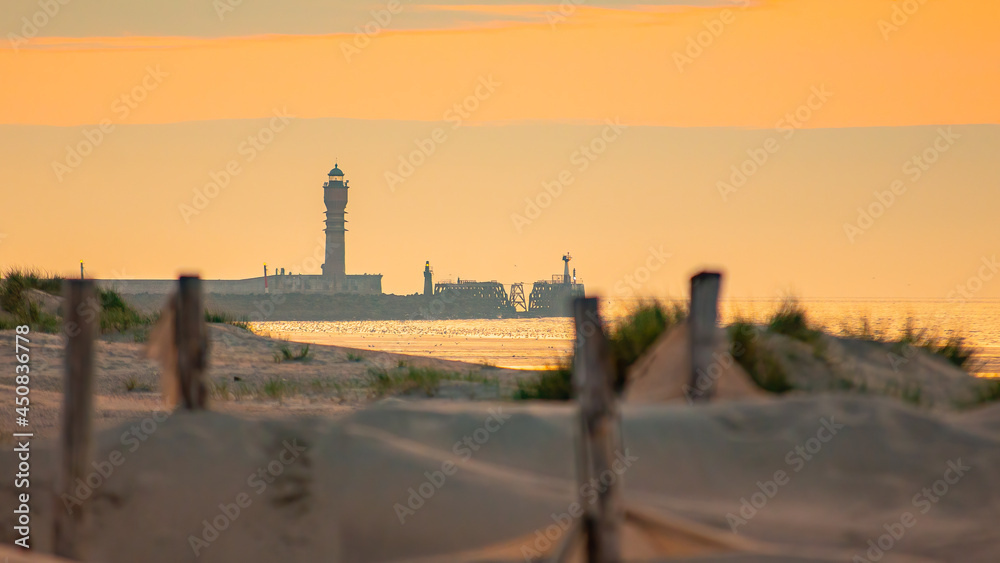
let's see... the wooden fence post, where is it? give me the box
[54,280,98,558]
[176,275,208,409]
[688,272,722,402]
[572,297,622,563]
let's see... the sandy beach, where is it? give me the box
[0,324,533,442]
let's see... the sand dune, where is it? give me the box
[1,395,998,561]
[0,324,530,441]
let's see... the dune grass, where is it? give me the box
[262,377,293,401]
[231,381,254,402]
[211,379,231,400]
[367,366,444,397]
[99,288,156,333]
[728,300,987,402]
[205,309,251,331]
[607,300,687,392]
[0,268,159,335]
[273,343,311,363]
[123,375,154,392]
[895,320,978,370]
[965,378,1000,408]
[767,300,821,344]
[835,313,979,370]
[0,268,63,333]
[513,363,574,401]
[0,270,257,340]
[514,300,687,401]
[729,319,793,394]
[1,268,63,295]
[366,366,495,398]
[839,315,883,343]
[608,301,686,373]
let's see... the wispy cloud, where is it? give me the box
[1,0,748,39]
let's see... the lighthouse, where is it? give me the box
[322,163,348,290]
[423,261,434,296]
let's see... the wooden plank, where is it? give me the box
[572,297,622,563]
[688,272,722,402]
[54,279,97,559]
[176,275,208,409]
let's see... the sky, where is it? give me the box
[1,0,998,298]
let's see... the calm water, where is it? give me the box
[251,299,1000,374]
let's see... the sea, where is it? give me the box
[250,299,1000,375]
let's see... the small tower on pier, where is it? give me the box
[423,261,434,296]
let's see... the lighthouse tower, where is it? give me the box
[322,164,348,291]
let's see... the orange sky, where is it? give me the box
[1,0,999,298]
[1,0,998,128]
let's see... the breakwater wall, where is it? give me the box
[122,292,515,321]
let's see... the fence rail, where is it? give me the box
[53,271,724,563]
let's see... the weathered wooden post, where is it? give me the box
[55,280,98,558]
[572,297,622,563]
[688,272,722,402]
[176,275,208,409]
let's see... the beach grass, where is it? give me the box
[723,300,989,404]
[514,300,686,401]
[0,268,160,335]
[607,300,687,391]
[262,377,294,402]
[366,366,495,398]
[205,309,251,331]
[0,268,63,333]
[895,319,978,370]
[273,343,311,363]
[729,319,793,394]
[835,313,979,370]
[767,299,821,344]
[99,288,156,333]
[512,363,573,401]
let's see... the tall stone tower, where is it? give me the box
[322,164,348,290]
